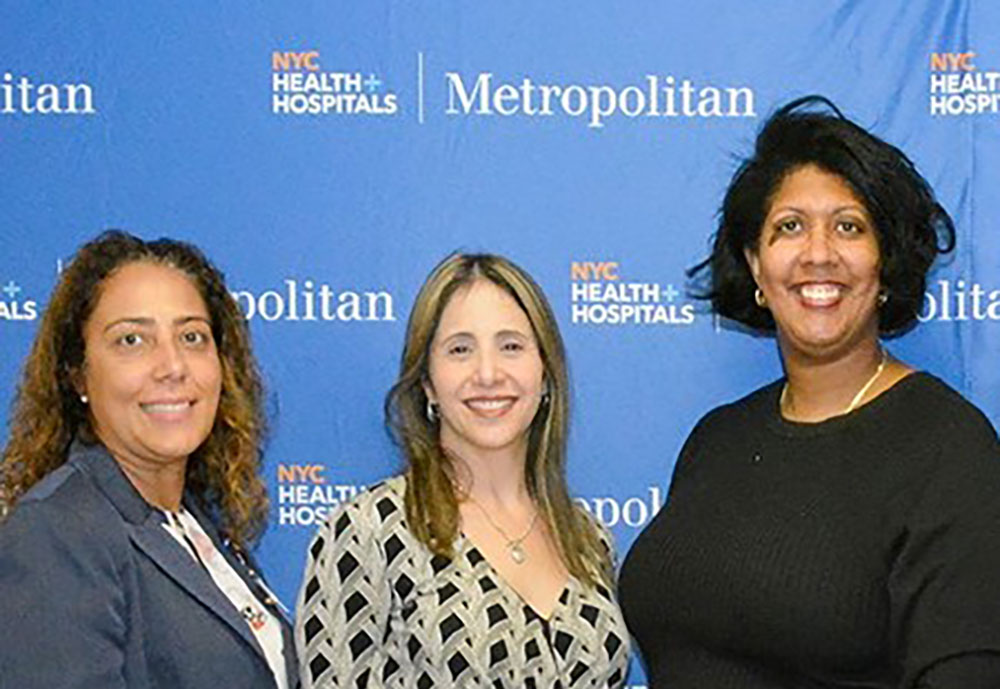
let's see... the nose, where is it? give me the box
[153,339,188,381]
[802,226,837,265]
[472,348,500,386]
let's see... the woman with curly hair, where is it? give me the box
[0,230,295,689]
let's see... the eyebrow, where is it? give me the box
[437,328,531,341]
[771,204,869,216]
[495,329,530,339]
[102,315,211,333]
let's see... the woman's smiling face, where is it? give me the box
[424,279,545,463]
[745,164,882,360]
[80,261,222,472]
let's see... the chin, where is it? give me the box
[472,435,522,452]
[787,333,870,361]
[455,428,530,456]
[147,437,207,462]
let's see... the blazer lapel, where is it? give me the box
[70,442,268,664]
[129,516,268,661]
[183,500,299,688]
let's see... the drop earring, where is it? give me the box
[425,400,439,423]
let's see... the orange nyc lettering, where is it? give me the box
[570,261,620,281]
[929,52,976,71]
[276,464,327,483]
[271,51,321,71]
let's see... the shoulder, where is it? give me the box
[350,474,407,520]
[3,459,121,541]
[663,380,783,491]
[319,474,407,542]
[301,476,409,587]
[890,372,998,439]
[677,379,782,454]
[695,379,781,432]
[0,460,127,582]
[869,372,1000,481]
[887,373,1000,497]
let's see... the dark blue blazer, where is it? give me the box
[0,442,297,689]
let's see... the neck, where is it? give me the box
[445,443,531,509]
[779,338,885,422]
[109,451,187,512]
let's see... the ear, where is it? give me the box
[69,364,87,399]
[421,379,436,405]
[744,247,762,285]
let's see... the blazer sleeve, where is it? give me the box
[0,500,130,689]
[295,491,392,689]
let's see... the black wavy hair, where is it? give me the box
[689,95,955,334]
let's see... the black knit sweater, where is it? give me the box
[620,373,1000,688]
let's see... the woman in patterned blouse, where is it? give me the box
[295,253,630,688]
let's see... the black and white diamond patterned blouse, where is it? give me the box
[295,476,630,688]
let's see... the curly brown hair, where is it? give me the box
[1,230,268,548]
[385,253,612,589]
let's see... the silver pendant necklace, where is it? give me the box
[466,497,539,564]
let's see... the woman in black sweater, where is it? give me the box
[619,96,1000,688]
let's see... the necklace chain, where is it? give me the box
[465,496,539,565]
[781,347,889,417]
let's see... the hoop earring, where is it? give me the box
[754,288,767,308]
[877,290,888,307]
[425,400,439,424]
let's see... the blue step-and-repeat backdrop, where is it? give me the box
[2,2,999,685]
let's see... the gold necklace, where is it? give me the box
[781,348,889,417]
[465,497,539,565]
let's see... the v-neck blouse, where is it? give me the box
[457,535,568,623]
[295,475,630,688]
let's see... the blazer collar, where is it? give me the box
[69,441,271,664]
[68,440,154,525]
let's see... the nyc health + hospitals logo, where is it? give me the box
[569,260,696,327]
[928,51,1000,116]
[274,463,364,527]
[271,50,399,116]
[267,48,757,129]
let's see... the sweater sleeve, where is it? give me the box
[888,414,1000,688]
[0,500,129,689]
[295,490,392,689]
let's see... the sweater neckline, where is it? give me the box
[763,371,931,438]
